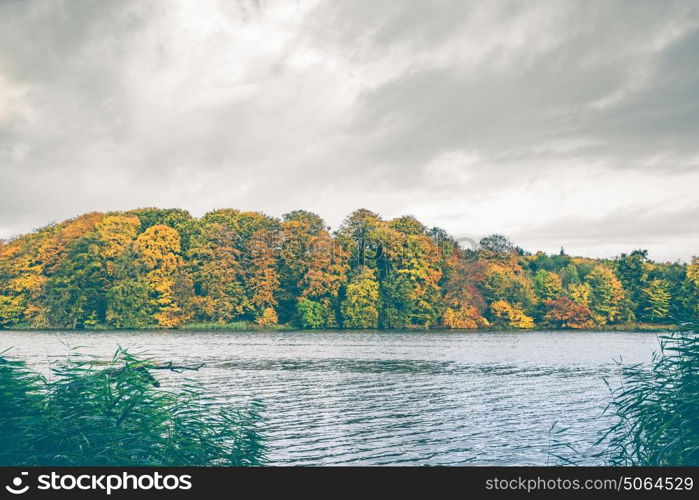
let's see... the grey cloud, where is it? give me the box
[517,204,699,243]
[512,203,699,262]
[340,0,699,172]
[0,0,697,261]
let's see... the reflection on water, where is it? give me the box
[1,330,659,465]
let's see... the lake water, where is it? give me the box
[1,330,661,466]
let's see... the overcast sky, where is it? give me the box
[1,0,698,261]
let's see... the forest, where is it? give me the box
[0,208,696,331]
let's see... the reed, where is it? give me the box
[595,317,699,465]
[0,348,265,466]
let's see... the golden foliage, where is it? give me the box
[134,225,186,328]
[256,307,279,326]
[490,300,535,329]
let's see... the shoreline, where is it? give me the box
[1,323,677,334]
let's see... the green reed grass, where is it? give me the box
[595,318,699,465]
[0,348,265,466]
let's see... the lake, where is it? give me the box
[0,330,661,466]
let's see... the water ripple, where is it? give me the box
[0,329,659,465]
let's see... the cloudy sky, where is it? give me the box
[1,0,698,261]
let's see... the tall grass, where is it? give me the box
[596,318,699,465]
[0,348,265,466]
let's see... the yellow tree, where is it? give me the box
[94,214,141,276]
[0,228,57,327]
[481,264,536,317]
[585,265,626,325]
[341,267,379,328]
[687,257,699,287]
[37,212,105,275]
[134,225,189,328]
[10,213,106,327]
[569,282,592,307]
[490,300,534,329]
[246,228,280,326]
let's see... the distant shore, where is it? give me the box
[1,322,677,333]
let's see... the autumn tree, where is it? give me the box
[187,221,248,323]
[569,282,592,308]
[0,214,106,328]
[585,265,627,325]
[481,266,535,315]
[1,208,694,332]
[278,213,321,321]
[134,225,190,328]
[128,208,195,251]
[0,233,51,328]
[441,254,487,329]
[379,230,443,328]
[490,300,534,329]
[341,267,379,329]
[296,297,326,329]
[246,228,281,326]
[543,297,595,329]
[296,232,349,328]
[402,235,442,325]
[388,215,427,236]
[199,210,281,325]
[94,215,141,276]
[533,270,562,302]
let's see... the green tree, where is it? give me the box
[641,279,671,322]
[561,263,582,288]
[533,270,562,302]
[335,209,384,270]
[296,297,326,329]
[615,250,651,317]
[388,215,426,236]
[380,273,414,329]
[106,279,152,328]
[45,234,108,329]
[389,234,443,327]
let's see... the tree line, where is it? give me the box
[0,208,696,330]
